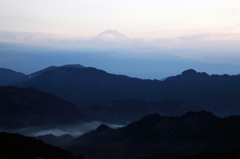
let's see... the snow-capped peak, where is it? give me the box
[97,30,129,41]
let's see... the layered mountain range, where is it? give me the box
[1,64,240,159]
[84,99,200,124]
[0,86,91,129]
[2,111,240,159]
[64,111,240,159]
[0,64,239,117]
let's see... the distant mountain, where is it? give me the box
[36,134,74,147]
[0,132,76,159]
[16,66,240,117]
[65,111,240,159]
[27,66,57,79]
[84,99,201,124]
[27,64,85,79]
[0,68,26,86]
[162,69,240,116]
[61,64,85,69]
[0,86,91,129]
[18,66,151,107]
[96,30,129,41]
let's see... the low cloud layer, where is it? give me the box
[1,30,240,50]
[0,30,239,79]
[3,121,123,137]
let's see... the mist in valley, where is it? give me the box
[1,0,240,158]
[4,121,123,138]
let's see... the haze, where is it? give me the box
[0,0,240,79]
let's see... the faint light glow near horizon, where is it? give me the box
[0,0,239,38]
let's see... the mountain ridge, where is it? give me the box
[65,111,240,159]
[27,64,85,79]
[0,68,26,86]
[0,86,91,129]
[15,66,240,117]
[83,99,201,124]
[1,65,240,117]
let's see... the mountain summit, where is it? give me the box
[97,30,129,41]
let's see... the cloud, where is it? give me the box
[0,30,63,42]
[178,33,240,41]
[1,30,240,48]
[1,30,240,80]
[149,33,240,51]
[4,121,123,137]
[1,30,240,63]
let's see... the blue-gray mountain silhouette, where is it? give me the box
[0,68,26,86]
[13,65,240,117]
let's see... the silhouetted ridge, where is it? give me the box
[27,64,85,80]
[96,124,112,132]
[0,86,91,129]
[0,132,74,159]
[83,99,200,124]
[61,64,85,69]
[9,65,240,117]
[0,68,26,86]
[138,113,162,122]
[182,69,197,76]
[27,66,57,79]
[36,134,74,147]
[182,111,216,119]
[180,69,210,78]
[65,112,240,159]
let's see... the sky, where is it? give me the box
[0,0,240,79]
[0,0,240,38]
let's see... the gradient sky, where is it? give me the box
[0,0,240,38]
[0,0,240,79]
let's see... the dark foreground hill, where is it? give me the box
[36,134,75,147]
[184,149,240,159]
[0,86,91,129]
[0,68,26,86]
[15,65,240,117]
[0,132,79,159]
[65,111,240,159]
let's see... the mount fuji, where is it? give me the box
[96,30,129,41]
